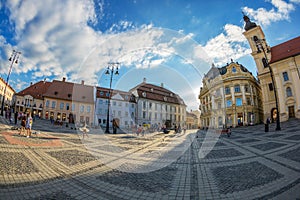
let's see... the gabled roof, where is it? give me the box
[130,82,185,105]
[270,36,300,64]
[16,81,52,99]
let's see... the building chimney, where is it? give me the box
[143,77,146,83]
[62,77,66,82]
[81,80,84,85]
[161,83,164,88]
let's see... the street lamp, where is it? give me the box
[1,50,21,116]
[104,62,120,133]
[253,36,281,131]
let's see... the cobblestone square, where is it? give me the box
[0,117,299,199]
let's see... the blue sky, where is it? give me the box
[0,0,299,110]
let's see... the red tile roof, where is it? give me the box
[43,80,74,101]
[43,80,94,103]
[130,82,186,105]
[270,36,300,63]
[16,81,52,99]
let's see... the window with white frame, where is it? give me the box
[60,102,64,110]
[80,105,84,113]
[87,105,91,113]
[52,101,56,108]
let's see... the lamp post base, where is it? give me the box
[275,118,281,131]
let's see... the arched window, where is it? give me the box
[232,67,237,73]
[286,87,292,97]
[262,58,268,68]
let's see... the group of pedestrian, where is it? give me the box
[19,112,33,138]
[136,125,144,136]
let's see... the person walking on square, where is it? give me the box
[25,113,33,138]
[19,114,26,136]
[79,122,89,139]
[14,111,18,125]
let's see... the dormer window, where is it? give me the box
[54,91,58,95]
[142,92,146,97]
[68,94,72,98]
[164,97,167,101]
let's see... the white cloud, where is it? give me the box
[290,0,300,3]
[204,0,298,67]
[242,0,295,27]
[4,0,296,92]
[4,0,99,82]
[203,24,250,66]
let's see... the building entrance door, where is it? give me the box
[288,106,295,118]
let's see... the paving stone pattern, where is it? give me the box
[212,161,284,194]
[279,147,300,163]
[47,150,98,166]
[0,152,39,175]
[251,142,287,151]
[0,117,300,199]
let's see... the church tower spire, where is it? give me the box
[242,14,271,74]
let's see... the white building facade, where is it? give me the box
[95,87,136,130]
[130,79,187,129]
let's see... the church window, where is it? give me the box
[268,83,274,91]
[286,87,292,97]
[262,58,268,68]
[283,72,289,81]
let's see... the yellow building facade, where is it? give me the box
[15,78,95,126]
[0,77,15,112]
[199,62,263,128]
[43,79,95,126]
[243,15,300,123]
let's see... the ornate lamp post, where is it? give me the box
[253,36,281,131]
[104,62,120,133]
[1,50,21,116]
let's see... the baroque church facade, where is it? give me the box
[243,15,300,123]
